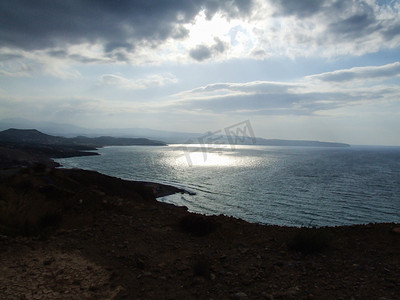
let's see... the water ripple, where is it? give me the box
[56,145,400,227]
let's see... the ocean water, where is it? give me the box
[55,144,400,227]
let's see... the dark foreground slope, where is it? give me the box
[0,166,399,299]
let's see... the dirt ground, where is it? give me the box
[0,167,399,299]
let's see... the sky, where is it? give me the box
[0,0,400,145]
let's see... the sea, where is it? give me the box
[55,144,400,227]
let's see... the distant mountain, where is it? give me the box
[254,138,350,148]
[0,128,69,144]
[0,118,351,148]
[0,118,198,141]
[70,135,166,147]
[0,128,166,147]
[0,118,92,137]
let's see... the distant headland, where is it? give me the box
[0,128,165,169]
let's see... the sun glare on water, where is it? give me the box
[176,149,235,167]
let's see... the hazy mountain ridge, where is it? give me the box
[0,118,350,147]
[254,138,350,148]
[0,128,68,145]
[0,128,166,147]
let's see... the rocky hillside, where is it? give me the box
[0,166,399,299]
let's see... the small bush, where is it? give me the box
[180,215,217,236]
[288,228,331,254]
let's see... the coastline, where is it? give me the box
[0,146,399,299]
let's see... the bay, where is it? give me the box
[55,144,400,227]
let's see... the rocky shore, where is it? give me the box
[0,164,399,299]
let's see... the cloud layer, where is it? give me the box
[98,73,178,90]
[0,0,251,61]
[168,62,400,115]
[0,0,399,68]
[309,62,400,82]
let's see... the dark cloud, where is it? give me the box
[273,0,326,17]
[276,0,324,17]
[47,50,68,58]
[171,26,190,39]
[272,0,374,20]
[46,50,106,63]
[383,24,400,41]
[1,0,398,63]
[213,37,226,53]
[111,52,130,63]
[189,37,228,61]
[328,13,382,40]
[251,49,267,58]
[68,54,106,64]
[0,0,254,52]
[104,42,134,53]
[0,53,24,61]
[190,45,212,62]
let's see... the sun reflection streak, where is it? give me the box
[176,150,235,167]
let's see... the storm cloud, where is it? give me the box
[189,37,228,61]
[0,0,253,52]
[0,0,399,64]
[273,0,326,18]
